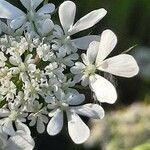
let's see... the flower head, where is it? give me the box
[71,30,139,104]
[47,89,104,144]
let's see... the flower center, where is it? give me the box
[19,63,27,72]
[59,101,69,111]
[9,111,18,121]
[61,35,71,44]
[27,10,35,21]
[85,64,96,75]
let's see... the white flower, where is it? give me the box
[23,79,40,102]
[0,52,7,67]
[6,36,28,56]
[36,42,55,61]
[47,89,104,144]
[58,1,107,50]
[9,54,36,82]
[0,106,27,136]
[71,30,139,104]
[56,52,79,67]
[1,121,35,150]
[28,101,48,134]
[0,0,55,34]
[0,79,16,101]
[0,126,7,149]
[0,19,25,36]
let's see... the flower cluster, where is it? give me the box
[0,0,139,149]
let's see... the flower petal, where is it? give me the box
[37,118,45,133]
[15,121,31,135]
[6,121,35,150]
[72,35,100,50]
[47,109,63,136]
[67,111,90,144]
[81,74,89,87]
[59,1,76,33]
[37,3,55,15]
[89,74,117,104]
[32,0,44,10]
[40,19,54,35]
[10,16,26,29]
[69,8,107,35]
[0,108,10,117]
[67,93,85,105]
[20,0,43,10]
[73,74,83,83]
[70,62,85,74]
[98,54,139,77]
[0,0,25,19]
[2,120,15,136]
[81,53,90,65]
[87,41,100,64]
[20,0,30,10]
[95,29,117,66]
[71,104,105,119]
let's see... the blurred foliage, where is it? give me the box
[85,103,150,150]
[132,143,150,150]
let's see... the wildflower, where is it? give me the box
[0,0,55,35]
[47,89,104,144]
[0,121,35,150]
[71,30,139,103]
[58,1,107,50]
[28,101,48,133]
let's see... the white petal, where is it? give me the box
[0,20,10,34]
[20,0,43,10]
[69,8,107,35]
[37,118,45,133]
[81,75,89,87]
[87,41,100,64]
[15,121,31,135]
[10,16,26,29]
[6,136,34,150]
[37,3,55,15]
[2,120,15,136]
[6,121,35,150]
[0,131,7,149]
[72,35,100,50]
[20,0,30,10]
[81,53,90,65]
[0,0,25,19]
[9,56,21,66]
[59,1,76,33]
[48,109,57,117]
[54,88,65,101]
[67,111,90,144]
[73,74,83,83]
[89,74,117,104]
[31,0,44,10]
[47,109,63,136]
[41,19,54,35]
[70,62,85,74]
[29,118,36,126]
[98,54,139,77]
[0,108,10,117]
[71,104,105,119]
[67,94,85,105]
[28,64,36,73]
[95,29,117,65]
